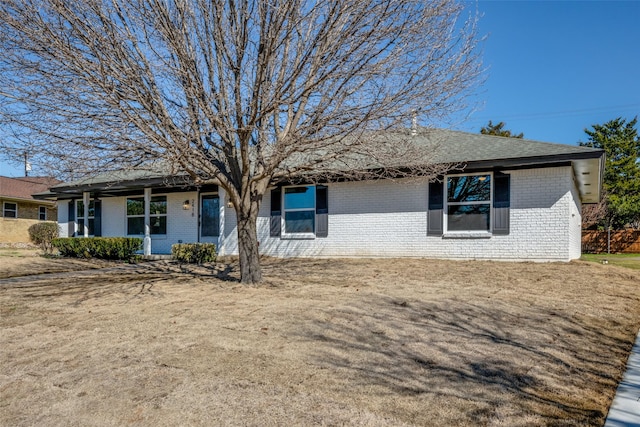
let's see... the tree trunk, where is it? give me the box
[236,206,262,284]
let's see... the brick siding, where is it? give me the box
[1,200,57,243]
[57,166,581,260]
[219,166,580,261]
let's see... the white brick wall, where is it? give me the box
[218,166,581,261]
[56,166,583,261]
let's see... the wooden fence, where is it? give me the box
[582,230,640,254]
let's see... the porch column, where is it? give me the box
[82,191,90,238]
[218,188,225,256]
[143,187,151,256]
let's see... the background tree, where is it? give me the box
[0,0,482,283]
[580,117,640,229]
[480,120,524,138]
[581,193,609,230]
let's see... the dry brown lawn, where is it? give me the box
[1,254,639,426]
[0,248,117,279]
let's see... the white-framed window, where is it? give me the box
[445,173,492,232]
[126,195,167,235]
[283,185,315,236]
[39,206,47,221]
[76,200,95,236]
[3,202,17,218]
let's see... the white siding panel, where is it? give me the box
[56,201,70,237]
[101,196,126,237]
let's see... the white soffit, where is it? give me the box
[573,156,604,204]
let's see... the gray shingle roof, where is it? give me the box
[50,168,173,191]
[44,128,604,202]
[417,129,602,164]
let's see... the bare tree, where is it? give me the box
[0,0,482,283]
[582,194,609,230]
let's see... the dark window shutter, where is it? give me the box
[94,200,102,237]
[493,173,510,235]
[270,188,282,237]
[427,181,444,236]
[316,185,328,238]
[68,200,76,237]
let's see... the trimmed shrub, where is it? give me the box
[172,243,216,264]
[28,222,60,255]
[52,237,87,258]
[52,237,143,260]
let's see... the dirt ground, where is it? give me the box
[1,254,639,426]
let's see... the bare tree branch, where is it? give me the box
[582,192,609,230]
[0,0,482,282]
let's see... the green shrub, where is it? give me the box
[52,237,86,258]
[28,222,60,255]
[172,243,216,264]
[52,237,143,260]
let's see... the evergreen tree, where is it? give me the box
[580,117,640,228]
[480,120,524,138]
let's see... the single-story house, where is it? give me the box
[0,176,60,243]
[38,129,604,261]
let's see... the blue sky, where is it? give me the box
[454,0,640,141]
[1,0,638,177]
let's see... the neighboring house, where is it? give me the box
[0,176,60,243]
[38,129,605,261]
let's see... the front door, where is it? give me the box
[200,194,220,243]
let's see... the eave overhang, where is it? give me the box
[461,150,604,204]
[1,194,57,205]
[42,175,221,200]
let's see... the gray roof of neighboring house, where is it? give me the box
[41,128,604,203]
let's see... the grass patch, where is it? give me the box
[581,253,640,270]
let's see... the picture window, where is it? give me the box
[446,174,492,232]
